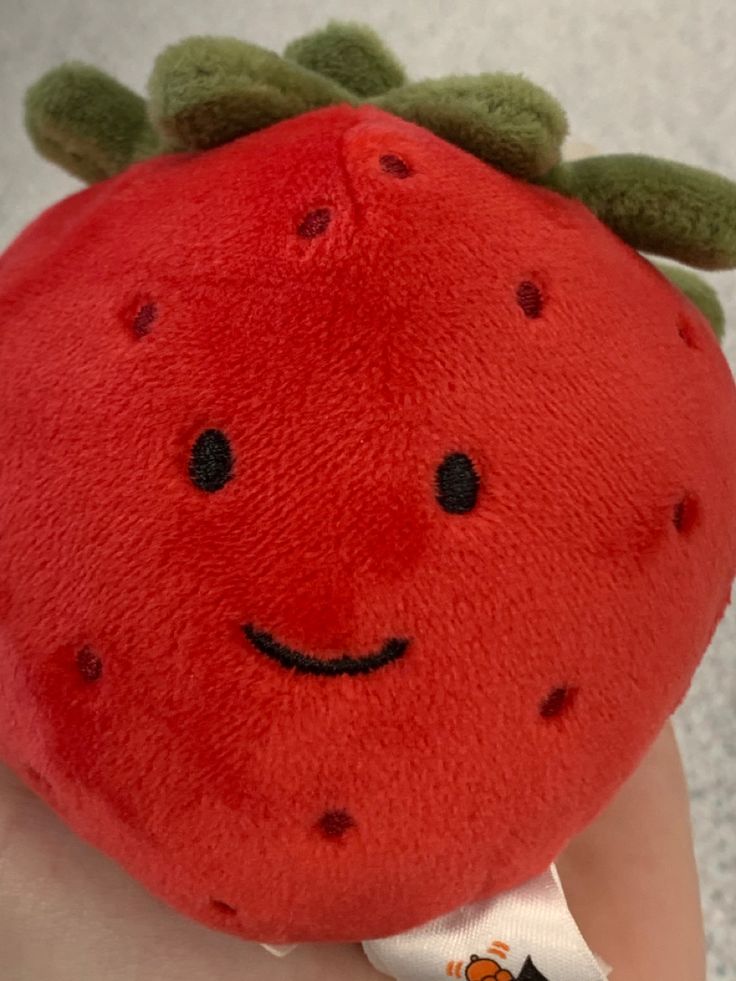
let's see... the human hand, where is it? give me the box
[557,721,705,981]
[0,721,703,981]
[0,761,384,981]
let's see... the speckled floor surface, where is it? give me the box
[1,0,735,974]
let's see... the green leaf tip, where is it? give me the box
[23,23,736,296]
[541,155,736,270]
[652,261,725,340]
[375,74,568,179]
[148,36,354,152]
[25,26,568,185]
[24,63,158,184]
[284,20,407,97]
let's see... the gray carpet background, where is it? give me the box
[0,0,734,975]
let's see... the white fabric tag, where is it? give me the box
[362,866,610,981]
[260,864,611,980]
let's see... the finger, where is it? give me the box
[556,722,706,981]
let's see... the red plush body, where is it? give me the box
[0,105,734,943]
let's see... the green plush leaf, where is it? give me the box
[541,155,736,270]
[25,64,158,184]
[652,260,725,340]
[284,20,406,97]
[374,74,568,179]
[148,36,354,151]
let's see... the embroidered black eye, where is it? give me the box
[189,429,234,492]
[436,453,480,514]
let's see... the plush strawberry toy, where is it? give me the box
[1,21,736,954]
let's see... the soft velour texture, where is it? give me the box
[374,74,568,179]
[652,261,726,340]
[1,105,736,944]
[542,154,736,269]
[25,63,160,183]
[148,36,353,152]
[284,21,408,96]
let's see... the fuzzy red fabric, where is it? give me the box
[0,104,735,944]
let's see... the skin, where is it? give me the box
[557,721,706,980]
[0,722,704,981]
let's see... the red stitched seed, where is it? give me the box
[673,494,699,534]
[677,315,699,349]
[297,208,332,239]
[317,809,356,839]
[211,899,238,915]
[517,281,544,318]
[76,646,103,683]
[133,303,157,337]
[380,154,412,179]
[540,686,576,718]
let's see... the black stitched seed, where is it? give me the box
[189,430,234,493]
[76,646,103,683]
[516,281,544,318]
[436,453,480,514]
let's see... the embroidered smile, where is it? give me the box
[242,624,409,677]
